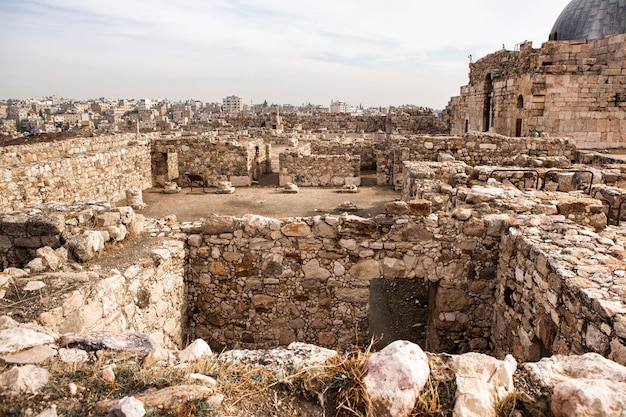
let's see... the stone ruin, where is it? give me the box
[1,127,626,415]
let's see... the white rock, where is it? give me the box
[23,280,46,291]
[68,231,105,262]
[451,352,517,417]
[186,373,218,388]
[219,342,337,379]
[0,365,50,394]
[178,339,212,363]
[107,396,146,417]
[364,340,430,417]
[551,378,626,417]
[0,327,56,355]
[525,353,626,387]
[35,405,57,417]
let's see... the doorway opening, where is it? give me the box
[368,278,430,350]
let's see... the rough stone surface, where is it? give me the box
[0,364,50,394]
[364,340,430,417]
[178,338,213,363]
[451,353,517,417]
[107,396,146,417]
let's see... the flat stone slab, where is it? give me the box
[0,345,57,364]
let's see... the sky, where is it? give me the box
[0,0,572,109]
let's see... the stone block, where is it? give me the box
[408,199,432,216]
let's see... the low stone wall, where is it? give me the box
[0,133,151,212]
[151,136,267,187]
[493,220,626,365]
[308,138,380,169]
[185,211,502,353]
[278,153,361,186]
[376,133,576,185]
[0,202,143,269]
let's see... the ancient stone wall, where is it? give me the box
[151,137,268,187]
[185,211,501,353]
[37,239,186,349]
[308,138,381,169]
[446,34,626,149]
[0,133,151,212]
[493,221,626,365]
[225,111,448,135]
[278,153,361,186]
[376,133,576,186]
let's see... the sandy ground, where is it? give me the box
[140,174,401,221]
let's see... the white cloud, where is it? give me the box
[0,0,572,108]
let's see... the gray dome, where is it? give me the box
[549,0,626,40]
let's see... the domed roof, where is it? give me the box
[549,0,626,41]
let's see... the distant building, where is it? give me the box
[222,96,244,114]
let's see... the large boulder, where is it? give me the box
[364,340,430,417]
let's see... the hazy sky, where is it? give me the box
[0,0,572,109]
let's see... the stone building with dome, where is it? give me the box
[445,0,626,149]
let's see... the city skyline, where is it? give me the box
[1,0,571,109]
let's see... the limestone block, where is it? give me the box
[312,219,337,238]
[281,221,311,237]
[408,199,432,216]
[384,201,410,215]
[349,259,381,280]
[201,214,237,235]
[364,340,430,417]
[452,353,517,417]
[67,231,105,262]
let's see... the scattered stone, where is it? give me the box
[98,385,220,414]
[340,184,358,193]
[101,365,116,383]
[67,230,105,262]
[0,365,50,394]
[186,373,218,388]
[178,339,212,363]
[22,280,46,291]
[215,181,235,194]
[107,396,145,417]
[0,325,56,355]
[126,188,147,211]
[384,201,410,215]
[335,201,358,212]
[282,183,300,193]
[162,182,180,194]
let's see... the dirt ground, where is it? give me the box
[141,173,401,221]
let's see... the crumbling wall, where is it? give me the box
[151,136,266,187]
[36,239,186,349]
[493,222,626,366]
[376,133,576,186]
[309,138,380,169]
[446,34,626,148]
[0,134,151,212]
[185,211,502,353]
[278,153,361,186]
